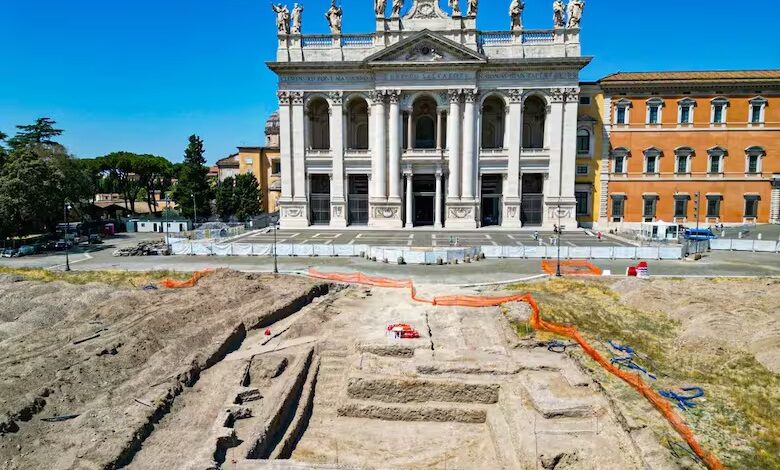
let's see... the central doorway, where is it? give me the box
[521,173,544,226]
[412,174,435,227]
[347,175,369,226]
[309,174,331,225]
[480,174,503,227]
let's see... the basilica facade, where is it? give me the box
[268,0,589,229]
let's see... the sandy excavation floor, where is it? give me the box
[3,269,719,470]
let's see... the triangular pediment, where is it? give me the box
[364,30,486,65]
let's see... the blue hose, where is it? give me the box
[660,387,705,411]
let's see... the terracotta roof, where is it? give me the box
[600,70,780,88]
[216,153,239,167]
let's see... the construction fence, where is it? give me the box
[480,245,683,260]
[709,238,780,253]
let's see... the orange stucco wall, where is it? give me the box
[607,93,779,223]
[237,147,281,214]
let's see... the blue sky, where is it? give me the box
[0,0,776,164]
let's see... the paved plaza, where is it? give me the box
[238,228,636,248]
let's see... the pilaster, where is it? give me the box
[387,90,402,203]
[544,87,579,229]
[329,91,347,228]
[503,89,523,228]
[279,90,309,229]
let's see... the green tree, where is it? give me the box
[233,173,262,222]
[173,135,212,221]
[7,117,64,152]
[98,152,143,213]
[215,176,236,221]
[134,155,173,214]
[0,130,7,167]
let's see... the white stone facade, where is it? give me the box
[269,0,589,229]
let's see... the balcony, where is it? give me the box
[344,149,370,159]
[402,148,446,161]
[480,148,509,159]
[305,149,332,159]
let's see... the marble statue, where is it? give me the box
[375,0,386,17]
[553,0,566,28]
[391,0,403,17]
[567,0,584,28]
[272,3,290,34]
[325,0,342,34]
[467,0,478,16]
[449,0,461,15]
[509,0,524,30]
[291,3,303,34]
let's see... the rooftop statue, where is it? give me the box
[449,0,461,16]
[567,0,584,28]
[325,0,342,34]
[391,0,404,17]
[467,0,478,16]
[509,0,524,30]
[291,3,303,34]
[552,0,566,28]
[271,3,291,34]
[375,0,386,17]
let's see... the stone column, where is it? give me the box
[388,90,402,203]
[771,178,780,224]
[277,91,293,201]
[447,89,462,200]
[405,173,413,227]
[544,87,579,230]
[503,89,523,228]
[435,168,443,228]
[329,91,347,228]
[406,112,413,150]
[436,109,444,150]
[372,91,387,200]
[291,92,307,202]
[462,89,478,200]
[277,90,309,229]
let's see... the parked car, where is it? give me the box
[88,234,103,244]
[2,248,18,258]
[54,240,73,251]
[18,245,37,256]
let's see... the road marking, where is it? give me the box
[347,239,356,245]
[355,234,363,239]
[507,234,516,240]
[324,240,333,245]
[567,241,577,247]
[407,240,413,246]
[48,253,93,270]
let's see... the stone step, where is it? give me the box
[486,408,523,470]
[520,371,604,419]
[337,398,489,424]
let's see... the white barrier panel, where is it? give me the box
[613,247,636,259]
[753,240,778,252]
[709,239,732,250]
[352,245,370,256]
[523,246,544,258]
[405,251,426,264]
[232,243,252,256]
[545,246,569,259]
[445,250,461,263]
[294,244,314,256]
[731,240,755,251]
[502,246,524,258]
[275,244,294,256]
[590,247,614,259]
[191,243,212,256]
[481,245,502,258]
[636,247,660,260]
[424,252,440,264]
[252,244,273,256]
[659,247,683,259]
[569,247,591,259]
[172,242,190,255]
[212,244,232,256]
[312,244,334,256]
[386,249,404,262]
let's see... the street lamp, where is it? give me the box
[555,88,569,278]
[556,210,563,277]
[272,215,279,274]
[64,201,72,272]
[191,192,198,228]
[164,195,171,252]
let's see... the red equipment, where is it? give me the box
[387,323,420,339]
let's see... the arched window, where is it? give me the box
[576,129,590,155]
[481,96,505,149]
[307,97,330,150]
[522,96,546,149]
[410,96,438,149]
[346,97,369,150]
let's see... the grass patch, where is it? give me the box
[0,267,193,288]
[508,278,780,470]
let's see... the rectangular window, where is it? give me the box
[643,197,657,219]
[676,156,688,174]
[611,197,625,218]
[245,158,254,164]
[577,134,590,154]
[748,155,759,173]
[271,160,281,174]
[744,197,759,218]
[614,157,625,174]
[709,156,721,173]
[680,106,691,124]
[616,107,627,124]
[713,105,724,123]
[751,105,762,123]
[648,106,659,124]
[706,197,721,218]
[576,165,589,176]
[575,191,590,216]
[579,96,591,105]
[674,198,688,218]
[646,156,657,174]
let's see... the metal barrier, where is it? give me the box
[710,238,780,253]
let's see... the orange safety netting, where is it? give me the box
[541,259,603,276]
[307,267,724,470]
[159,269,214,288]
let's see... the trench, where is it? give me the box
[112,283,332,469]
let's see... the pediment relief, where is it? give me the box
[365,31,486,65]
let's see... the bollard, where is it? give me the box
[758,234,763,240]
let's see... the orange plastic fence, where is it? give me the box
[159,269,214,288]
[307,267,724,470]
[541,259,603,276]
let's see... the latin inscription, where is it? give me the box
[377,71,473,82]
[279,74,373,84]
[480,71,578,81]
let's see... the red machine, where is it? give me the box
[387,323,420,339]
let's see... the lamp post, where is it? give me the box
[272,215,279,274]
[164,195,171,252]
[191,192,198,228]
[555,88,569,278]
[64,201,72,272]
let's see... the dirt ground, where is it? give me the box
[0,270,325,470]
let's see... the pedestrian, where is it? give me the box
[533,231,539,241]
[597,231,603,241]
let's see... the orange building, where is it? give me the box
[234,112,282,214]
[599,71,780,228]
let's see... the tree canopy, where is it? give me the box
[173,135,212,220]
[215,173,262,222]
[6,117,64,152]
